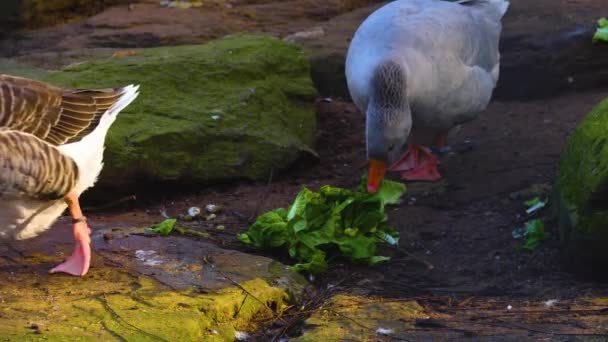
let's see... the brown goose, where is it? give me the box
[0,75,139,276]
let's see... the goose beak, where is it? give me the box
[367,159,387,193]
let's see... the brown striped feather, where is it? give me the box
[0,74,125,145]
[0,129,78,200]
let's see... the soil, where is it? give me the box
[83,89,608,340]
[2,0,608,340]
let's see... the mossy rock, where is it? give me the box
[553,97,608,263]
[39,34,317,195]
[0,225,309,340]
[0,274,282,341]
[296,294,427,341]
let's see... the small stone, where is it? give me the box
[103,233,114,241]
[188,206,202,217]
[216,225,225,231]
[376,327,393,336]
[543,299,558,307]
[206,214,217,221]
[205,204,222,213]
[283,27,325,43]
[235,331,249,341]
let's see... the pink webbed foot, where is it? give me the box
[389,145,441,182]
[49,218,91,276]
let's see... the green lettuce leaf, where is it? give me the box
[147,219,177,236]
[522,219,550,250]
[593,17,608,43]
[292,250,328,274]
[237,209,289,248]
[238,176,406,274]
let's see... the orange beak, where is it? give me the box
[367,159,387,193]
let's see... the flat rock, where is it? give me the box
[0,219,308,340]
[295,294,428,341]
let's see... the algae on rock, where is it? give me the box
[40,34,317,195]
[0,269,288,341]
[0,226,310,341]
[295,294,428,341]
[553,97,608,263]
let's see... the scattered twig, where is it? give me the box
[216,270,282,322]
[96,294,169,342]
[266,274,355,341]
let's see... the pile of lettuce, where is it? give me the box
[238,179,406,274]
[593,17,608,43]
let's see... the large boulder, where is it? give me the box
[38,34,317,195]
[553,98,608,263]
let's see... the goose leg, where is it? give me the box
[389,145,441,181]
[435,130,449,149]
[49,192,91,276]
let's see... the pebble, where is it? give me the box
[188,206,202,217]
[206,204,222,213]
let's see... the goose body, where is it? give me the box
[0,75,139,275]
[346,0,509,191]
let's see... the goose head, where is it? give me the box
[365,60,411,193]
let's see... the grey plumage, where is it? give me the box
[346,0,509,163]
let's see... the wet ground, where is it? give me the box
[2,0,608,340]
[47,89,606,340]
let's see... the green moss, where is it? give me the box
[554,97,608,262]
[0,266,289,340]
[41,34,317,192]
[296,294,427,341]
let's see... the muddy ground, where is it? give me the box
[2,0,608,340]
[44,89,608,340]
[82,87,608,341]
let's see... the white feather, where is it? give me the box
[1,84,140,240]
